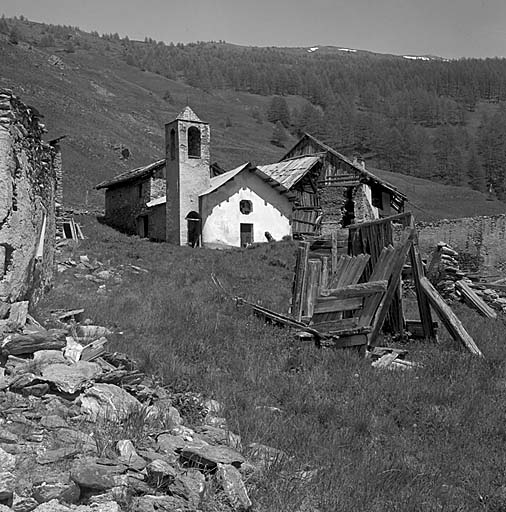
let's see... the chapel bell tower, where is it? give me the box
[165,107,210,246]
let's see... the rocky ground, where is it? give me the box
[0,295,286,511]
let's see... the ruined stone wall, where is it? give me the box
[0,89,57,305]
[417,214,506,269]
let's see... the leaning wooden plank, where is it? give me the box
[347,212,413,230]
[455,281,497,319]
[249,303,322,336]
[419,277,483,357]
[292,242,310,321]
[367,233,414,346]
[314,297,363,314]
[320,257,330,291]
[305,259,322,318]
[320,280,388,299]
[310,317,360,331]
[321,333,368,348]
[410,243,437,340]
[329,255,352,288]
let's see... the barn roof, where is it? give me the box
[95,159,165,190]
[256,155,321,191]
[282,133,407,200]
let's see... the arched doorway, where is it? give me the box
[186,211,201,247]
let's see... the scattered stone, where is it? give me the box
[0,427,18,444]
[116,439,146,471]
[216,463,252,510]
[0,446,16,471]
[1,330,67,356]
[41,361,102,395]
[130,495,190,512]
[0,471,15,507]
[22,383,50,398]
[146,459,177,487]
[70,457,126,491]
[36,447,79,465]
[247,442,288,470]
[31,499,72,512]
[40,415,67,429]
[180,444,245,470]
[32,480,80,504]
[12,495,39,512]
[171,470,206,507]
[78,383,141,421]
[195,425,242,449]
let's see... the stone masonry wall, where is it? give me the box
[0,89,57,305]
[417,214,506,269]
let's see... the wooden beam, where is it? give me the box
[348,212,413,230]
[320,280,388,299]
[292,242,310,321]
[314,296,363,314]
[419,277,483,357]
[410,243,437,341]
[455,281,497,319]
[305,259,322,318]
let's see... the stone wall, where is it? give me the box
[0,89,57,305]
[417,214,506,269]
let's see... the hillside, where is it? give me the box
[0,16,505,219]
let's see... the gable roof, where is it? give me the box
[176,106,205,123]
[256,155,321,191]
[199,163,252,197]
[95,159,165,190]
[282,133,407,200]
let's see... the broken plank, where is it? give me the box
[313,297,362,314]
[305,259,322,318]
[419,277,483,357]
[371,352,399,368]
[455,280,497,319]
[292,242,310,321]
[320,280,388,299]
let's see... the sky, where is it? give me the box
[1,0,506,59]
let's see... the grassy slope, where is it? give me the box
[37,216,506,511]
[373,168,506,221]
[1,29,504,220]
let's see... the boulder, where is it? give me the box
[216,463,252,510]
[180,444,245,470]
[70,457,127,491]
[36,447,80,465]
[0,471,14,507]
[146,459,177,487]
[11,495,39,512]
[1,330,66,356]
[78,383,141,421]
[0,446,16,471]
[129,495,191,512]
[0,428,18,444]
[32,350,67,369]
[116,439,146,471]
[171,470,206,507]
[41,361,102,395]
[53,428,97,454]
[32,480,80,504]
[195,425,242,449]
[32,500,72,512]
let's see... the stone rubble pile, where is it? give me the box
[427,242,506,314]
[426,242,466,300]
[0,309,278,511]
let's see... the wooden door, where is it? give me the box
[240,223,253,247]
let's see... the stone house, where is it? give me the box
[96,107,406,247]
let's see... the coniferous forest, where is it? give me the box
[4,16,506,199]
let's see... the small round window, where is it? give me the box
[239,200,252,215]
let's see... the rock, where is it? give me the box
[40,415,68,429]
[205,415,228,428]
[247,442,288,470]
[146,459,177,487]
[53,428,97,454]
[12,495,39,512]
[0,446,16,471]
[41,361,102,394]
[0,471,14,506]
[32,480,80,504]
[156,433,188,454]
[78,383,141,421]
[0,428,18,444]
[22,383,50,397]
[116,439,146,471]
[32,500,72,512]
[195,425,242,449]
[32,350,67,369]
[216,463,252,510]
[130,495,190,512]
[70,457,127,491]
[36,447,79,465]
[180,444,245,470]
[171,470,206,507]
[167,406,183,426]
[1,330,67,356]
[76,501,121,512]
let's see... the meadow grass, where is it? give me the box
[37,216,506,511]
